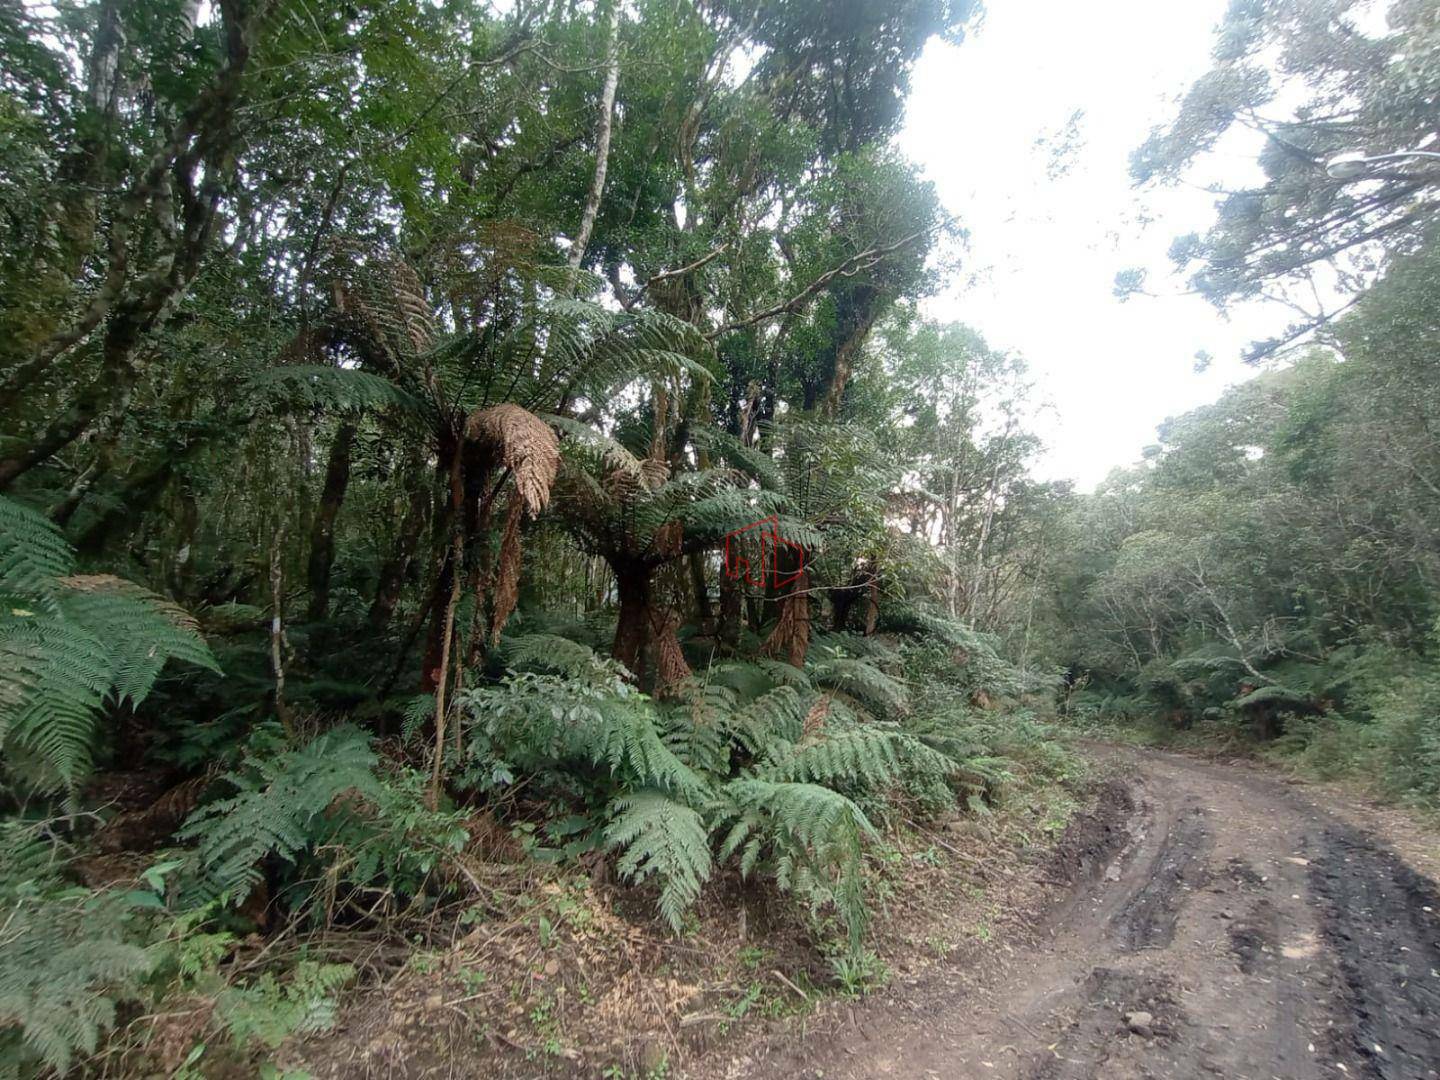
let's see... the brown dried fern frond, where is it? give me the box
[638,457,671,491]
[325,243,434,361]
[802,693,831,738]
[387,259,434,354]
[489,495,525,644]
[94,774,212,853]
[464,403,560,516]
[762,571,811,669]
[652,520,684,558]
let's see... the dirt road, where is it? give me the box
[715,747,1440,1080]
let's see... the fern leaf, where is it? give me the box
[178,727,381,904]
[0,496,73,599]
[243,364,422,415]
[604,790,712,931]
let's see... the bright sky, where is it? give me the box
[901,0,1294,490]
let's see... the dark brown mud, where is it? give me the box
[1309,824,1440,1079]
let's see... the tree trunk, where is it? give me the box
[689,551,712,624]
[819,287,880,417]
[370,471,430,630]
[718,571,742,647]
[612,560,653,681]
[566,0,621,280]
[306,421,357,621]
[763,553,811,668]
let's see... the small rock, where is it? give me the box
[1104,863,1122,882]
[1124,1010,1155,1037]
[1219,909,1233,920]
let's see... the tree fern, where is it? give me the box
[604,790,712,932]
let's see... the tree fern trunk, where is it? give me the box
[718,571,742,647]
[688,551,712,624]
[612,560,653,682]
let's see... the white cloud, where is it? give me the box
[900,0,1295,489]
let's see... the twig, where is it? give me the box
[771,969,809,1003]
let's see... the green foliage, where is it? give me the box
[217,960,355,1051]
[243,365,422,416]
[1231,685,1312,711]
[0,0,1092,1069]
[0,495,72,597]
[1,497,218,795]
[0,823,155,1076]
[179,727,382,905]
[718,779,875,951]
[604,791,712,932]
[764,727,906,789]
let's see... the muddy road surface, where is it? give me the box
[713,747,1440,1080]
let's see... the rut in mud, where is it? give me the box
[702,747,1440,1080]
[1310,826,1440,1079]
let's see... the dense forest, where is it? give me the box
[0,0,1436,1075]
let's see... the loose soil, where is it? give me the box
[697,746,1440,1080]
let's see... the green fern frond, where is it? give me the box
[398,692,435,744]
[692,428,787,491]
[58,576,219,705]
[543,413,646,479]
[718,778,875,950]
[604,790,712,932]
[503,633,604,678]
[0,870,153,1075]
[660,680,736,774]
[680,487,786,539]
[1,568,218,794]
[727,685,806,755]
[590,702,710,805]
[178,727,382,905]
[810,657,908,716]
[218,960,355,1050]
[243,364,422,415]
[0,496,73,599]
[762,726,905,788]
